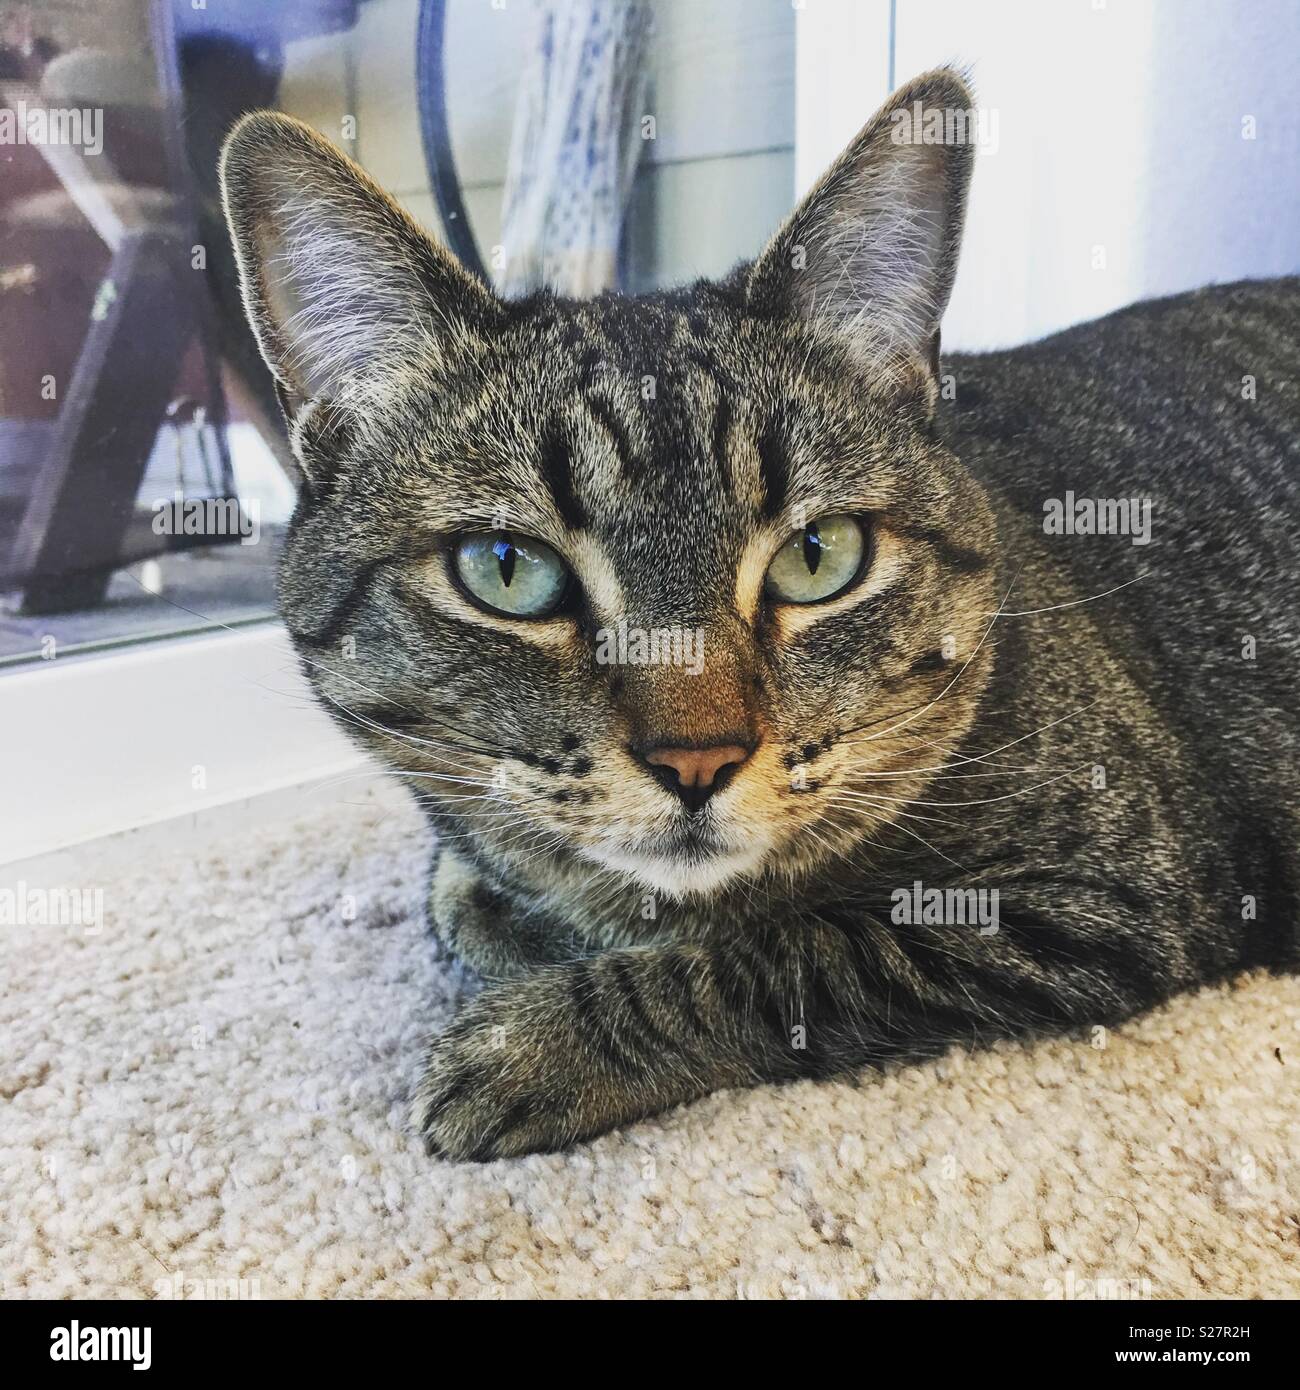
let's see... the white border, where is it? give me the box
[0,623,365,865]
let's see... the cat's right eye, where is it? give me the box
[451,532,571,618]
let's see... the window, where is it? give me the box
[0,0,796,668]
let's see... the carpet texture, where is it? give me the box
[3,780,1298,1300]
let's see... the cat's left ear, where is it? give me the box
[747,68,975,414]
[219,111,498,437]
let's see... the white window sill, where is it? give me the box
[0,622,366,865]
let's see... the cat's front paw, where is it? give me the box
[410,975,614,1160]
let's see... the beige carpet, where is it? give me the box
[3,779,1298,1299]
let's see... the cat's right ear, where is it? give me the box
[219,112,497,470]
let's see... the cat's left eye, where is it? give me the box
[452,532,570,618]
[765,514,867,604]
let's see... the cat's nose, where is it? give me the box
[642,743,751,812]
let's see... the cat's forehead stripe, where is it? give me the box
[537,420,588,531]
[585,394,639,477]
[755,411,789,519]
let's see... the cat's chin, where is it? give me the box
[581,837,772,900]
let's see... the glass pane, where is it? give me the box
[0,0,795,667]
[0,3,304,663]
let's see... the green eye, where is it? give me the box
[764,514,867,604]
[453,532,570,617]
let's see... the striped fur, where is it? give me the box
[221,71,1300,1159]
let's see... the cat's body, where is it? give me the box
[221,72,1299,1160]
[412,278,1300,1157]
[949,279,1300,1003]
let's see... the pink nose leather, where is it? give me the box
[644,744,750,789]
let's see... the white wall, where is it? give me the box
[892,0,1300,349]
[290,0,1300,345]
[793,0,893,197]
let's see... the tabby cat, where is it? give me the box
[220,70,1299,1160]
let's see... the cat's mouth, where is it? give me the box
[580,821,773,898]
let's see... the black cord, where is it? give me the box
[416,0,488,283]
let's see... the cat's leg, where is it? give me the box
[411,929,829,1160]
[427,846,582,981]
[411,897,1177,1160]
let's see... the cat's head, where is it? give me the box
[221,69,999,900]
